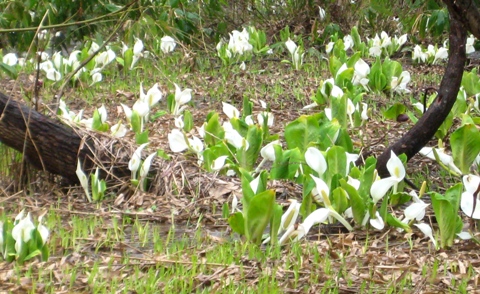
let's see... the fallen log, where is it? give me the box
[0,90,130,184]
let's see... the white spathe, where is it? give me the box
[222,102,240,119]
[168,129,189,152]
[461,174,480,219]
[305,147,327,176]
[161,36,176,53]
[370,151,405,203]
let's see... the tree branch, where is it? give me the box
[376,0,468,177]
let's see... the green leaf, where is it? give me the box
[430,184,463,248]
[326,146,347,179]
[335,128,354,153]
[383,103,406,120]
[346,52,361,69]
[183,110,194,132]
[245,190,275,244]
[156,149,171,160]
[269,204,283,245]
[329,54,343,77]
[331,95,348,128]
[358,156,377,201]
[240,169,255,204]
[331,187,349,214]
[285,115,321,153]
[350,27,362,51]
[0,62,18,79]
[340,179,365,224]
[335,68,354,88]
[382,58,403,82]
[204,113,224,146]
[451,124,480,174]
[123,48,133,70]
[238,125,263,170]
[461,70,480,97]
[24,249,42,261]
[135,131,149,145]
[389,192,412,206]
[434,111,453,139]
[270,144,288,179]
[242,96,253,117]
[167,93,175,114]
[130,112,142,134]
[228,212,245,235]
[386,213,411,232]
[287,148,302,180]
[300,180,317,218]
[318,120,341,150]
[222,202,230,219]
[230,117,249,138]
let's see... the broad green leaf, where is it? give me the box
[230,117,249,137]
[382,58,403,82]
[123,48,133,70]
[335,128,354,153]
[326,146,347,178]
[350,27,362,51]
[451,124,480,174]
[389,192,412,206]
[346,52,361,68]
[0,62,18,79]
[430,184,462,248]
[130,112,142,134]
[461,70,480,97]
[202,145,230,172]
[204,113,224,146]
[383,103,406,120]
[318,120,341,150]
[329,55,343,77]
[135,130,149,144]
[335,67,354,88]
[331,94,348,128]
[269,203,283,245]
[242,96,253,117]
[386,213,411,232]
[24,249,42,261]
[300,180,317,217]
[240,169,255,204]
[238,125,263,170]
[270,144,288,179]
[245,190,275,244]
[285,115,321,152]
[434,111,453,139]
[228,212,245,235]
[358,156,377,201]
[340,179,365,224]
[182,110,194,132]
[287,148,302,180]
[332,187,349,214]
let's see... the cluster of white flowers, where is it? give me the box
[0,210,49,260]
[412,44,448,64]
[368,31,407,57]
[216,28,253,64]
[227,28,253,55]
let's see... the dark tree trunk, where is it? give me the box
[0,91,94,183]
[376,0,473,178]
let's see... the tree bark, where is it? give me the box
[0,91,94,183]
[376,0,469,178]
